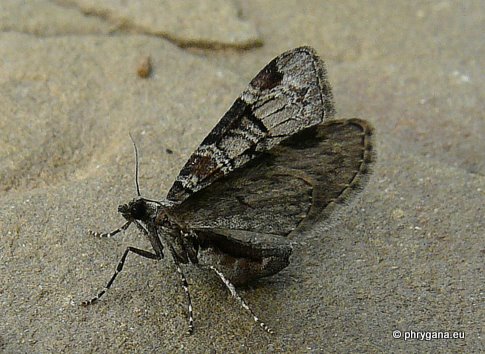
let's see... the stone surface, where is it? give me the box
[0,1,483,352]
[58,0,262,48]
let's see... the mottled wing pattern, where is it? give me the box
[169,119,374,236]
[167,46,335,203]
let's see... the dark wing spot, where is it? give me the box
[191,155,216,177]
[250,59,284,91]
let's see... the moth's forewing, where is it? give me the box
[195,229,292,285]
[167,46,335,203]
[169,119,374,236]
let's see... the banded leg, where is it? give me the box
[82,247,160,306]
[89,221,132,238]
[174,263,194,334]
[210,265,274,334]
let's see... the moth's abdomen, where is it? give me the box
[197,244,291,286]
[194,229,292,285]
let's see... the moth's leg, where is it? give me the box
[88,221,132,238]
[168,244,194,334]
[133,220,149,235]
[81,247,160,306]
[209,265,274,334]
[174,263,194,334]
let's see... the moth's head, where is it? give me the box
[118,198,157,223]
[115,135,160,223]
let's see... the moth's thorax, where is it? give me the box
[154,209,199,265]
[155,208,180,230]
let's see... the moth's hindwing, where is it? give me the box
[170,119,374,236]
[167,46,335,203]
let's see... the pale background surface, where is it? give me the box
[1,1,483,352]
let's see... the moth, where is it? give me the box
[82,46,374,334]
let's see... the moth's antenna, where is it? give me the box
[129,133,141,197]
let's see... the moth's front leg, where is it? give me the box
[81,247,161,306]
[88,221,132,238]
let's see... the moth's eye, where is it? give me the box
[131,202,146,219]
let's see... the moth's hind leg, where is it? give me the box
[209,265,274,334]
[174,264,194,335]
[81,247,161,306]
[166,243,195,334]
[88,221,132,238]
